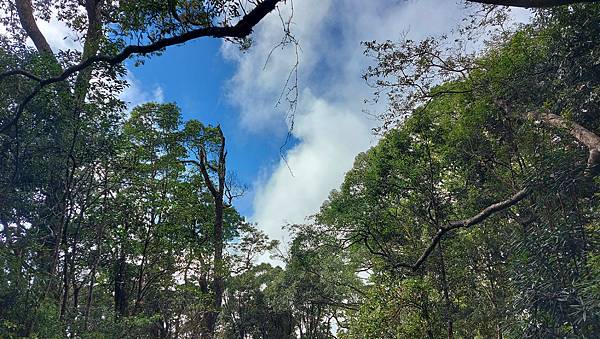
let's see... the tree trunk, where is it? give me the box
[438,244,454,339]
[206,199,225,336]
[114,244,128,318]
[193,126,227,338]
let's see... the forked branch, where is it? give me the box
[397,187,530,271]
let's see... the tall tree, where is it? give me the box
[183,121,229,337]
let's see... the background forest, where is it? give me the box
[1,0,600,338]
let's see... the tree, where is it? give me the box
[363,4,600,265]
[182,121,229,337]
[312,3,600,337]
[0,1,284,336]
[221,225,289,338]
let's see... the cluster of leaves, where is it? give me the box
[0,0,286,337]
[280,3,600,338]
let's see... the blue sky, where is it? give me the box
[123,39,298,217]
[116,0,480,248]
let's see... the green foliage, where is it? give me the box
[316,3,600,338]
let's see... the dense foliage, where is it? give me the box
[308,4,600,338]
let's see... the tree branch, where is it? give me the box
[528,111,600,174]
[495,98,600,174]
[198,147,219,198]
[467,0,598,7]
[403,187,530,271]
[181,157,218,197]
[14,0,53,55]
[0,0,283,133]
[0,69,41,82]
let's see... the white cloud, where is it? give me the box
[120,72,165,109]
[224,0,484,251]
[36,16,81,52]
[252,90,377,244]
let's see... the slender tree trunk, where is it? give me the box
[420,290,435,339]
[60,234,70,320]
[193,126,227,338]
[134,223,153,313]
[114,243,128,318]
[438,244,454,339]
[84,174,111,328]
[207,199,225,334]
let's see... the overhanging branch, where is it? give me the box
[528,111,600,174]
[0,0,284,133]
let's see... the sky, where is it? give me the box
[32,0,529,258]
[124,0,518,251]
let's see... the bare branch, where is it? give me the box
[402,187,530,271]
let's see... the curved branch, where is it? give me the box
[399,187,530,271]
[528,111,600,174]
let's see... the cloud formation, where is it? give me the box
[224,0,474,247]
[36,16,81,52]
[120,72,165,109]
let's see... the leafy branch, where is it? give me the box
[0,0,284,134]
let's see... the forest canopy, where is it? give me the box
[1,0,600,338]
